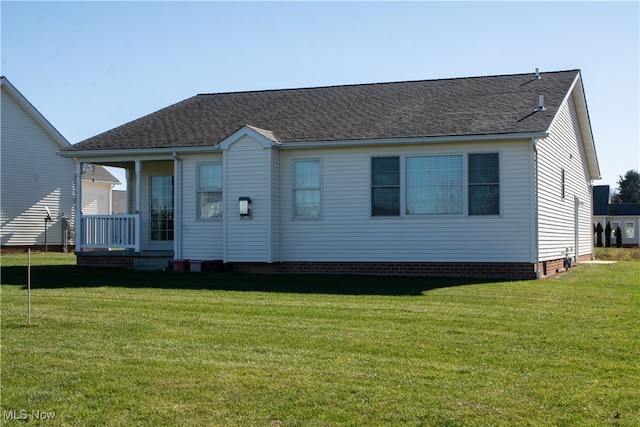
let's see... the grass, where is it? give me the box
[595,247,640,261]
[1,253,639,426]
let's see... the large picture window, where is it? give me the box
[469,153,499,215]
[406,155,463,215]
[372,157,400,216]
[197,163,222,218]
[293,159,321,217]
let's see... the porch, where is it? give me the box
[77,214,173,270]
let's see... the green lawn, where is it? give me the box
[1,253,638,426]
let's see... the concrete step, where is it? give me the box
[133,257,172,271]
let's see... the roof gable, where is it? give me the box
[63,70,584,152]
[218,125,280,150]
[1,76,70,148]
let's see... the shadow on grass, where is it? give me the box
[1,265,499,296]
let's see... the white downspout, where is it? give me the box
[279,149,284,263]
[173,152,182,260]
[75,161,83,253]
[532,138,541,279]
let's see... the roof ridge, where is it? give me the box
[195,69,581,97]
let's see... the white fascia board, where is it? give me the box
[276,132,549,150]
[1,76,71,148]
[546,72,600,180]
[57,145,220,159]
[218,125,279,150]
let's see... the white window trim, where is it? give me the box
[371,155,401,217]
[468,151,501,217]
[404,153,465,216]
[196,161,223,221]
[369,151,502,219]
[292,158,322,220]
[625,221,635,239]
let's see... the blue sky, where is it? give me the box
[2,1,638,190]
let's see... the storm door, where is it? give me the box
[150,176,174,242]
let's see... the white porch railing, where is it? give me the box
[79,214,140,252]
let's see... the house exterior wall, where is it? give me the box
[536,93,594,263]
[593,216,640,247]
[81,181,112,215]
[180,153,224,260]
[1,85,75,249]
[171,137,536,269]
[223,136,274,262]
[276,140,534,263]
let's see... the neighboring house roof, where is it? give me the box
[62,70,582,152]
[593,185,640,216]
[608,204,640,216]
[593,185,611,216]
[81,164,120,184]
[1,76,70,148]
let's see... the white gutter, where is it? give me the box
[277,132,550,149]
[60,132,550,158]
[59,145,220,158]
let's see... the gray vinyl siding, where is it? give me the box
[279,141,533,263]
[180,153,224,260]
[537,93,594,261]
[224,136,272,262]
[1,87,75,247]
[270,148,281,262]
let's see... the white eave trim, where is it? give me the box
[1,76,71,148]
[277,132,550,149]
[59,131,549,158]
[58,145,220,158]
[546,72,600,180]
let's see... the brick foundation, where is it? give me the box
[77,254,134,268]
[229,261,539,280]
[72,253,594,279]
[537,253,594,277]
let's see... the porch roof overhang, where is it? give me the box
[58,145,220,162]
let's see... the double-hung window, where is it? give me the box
[372,157,400,216]
[293,159,321,217]
[468,153,499,215]
[197,163,222,218]
[625,221,635,239]
[406,155,463,215]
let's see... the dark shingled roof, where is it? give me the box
[593,185,611,216]
[63,70,580,152]
[81,164,120,183]
[608,204,640,216]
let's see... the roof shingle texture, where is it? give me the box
[64,70,580,151]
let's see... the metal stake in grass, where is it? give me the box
[27,248,31,326]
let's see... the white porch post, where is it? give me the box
[173,152,182,260]
[135,160,142,214]
[135,160,142,252]
[75,161,83,252]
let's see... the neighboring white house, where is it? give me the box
[81,164,121,215]
[593,185,640,247]
[1,76,76,252]
[60,69,600,278]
